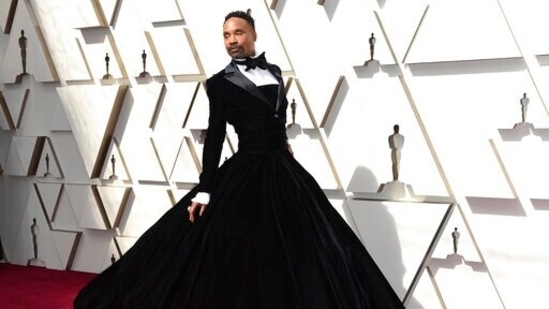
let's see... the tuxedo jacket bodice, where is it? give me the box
[198,61,289,192]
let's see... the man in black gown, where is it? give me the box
[74,10,405,309]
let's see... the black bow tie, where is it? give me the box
[234,52,268,71]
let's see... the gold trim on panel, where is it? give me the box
[0,91,16,130]
[44,136,65,178]
[91,0,109,27]
[182,82,201,128]
[107,33,128,78]
[92,185,113,229]
[51,184,64,222]
[150,137,169,182]
[91,86,128,179]
[4,0,18,34]
[290,78,343,190]
[15,89,29,128]
[110,0,123,27]
[65,232,82,270]
[269,0,279,10]
[33,182,54,230]
[184,28,205,76]
[28,136,46,176]
[144,31,165,76]
[185,135,202,173]
[73,38,95,82]
[402,5,430,64]
[34,25,60,81]
[320,75,345,128]
[149,84,167,130]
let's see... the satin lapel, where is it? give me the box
[268,64,285,112]
[223,62,272,108]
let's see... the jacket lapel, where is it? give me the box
[267,65,285,112]
[223,61,272,109]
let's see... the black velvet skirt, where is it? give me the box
[73,144,404,308]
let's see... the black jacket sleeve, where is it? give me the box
[197,77,226,193]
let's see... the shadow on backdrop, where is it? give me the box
[347,166,424,308]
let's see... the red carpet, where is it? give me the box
[0,263,96,309]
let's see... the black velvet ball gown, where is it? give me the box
[74,61,405,309]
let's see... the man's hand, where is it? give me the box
[187,201,207,223]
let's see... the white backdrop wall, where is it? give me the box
[1,0,548,308]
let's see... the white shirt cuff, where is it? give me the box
[191,192,210,205]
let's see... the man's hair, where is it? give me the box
[224,10,255,30]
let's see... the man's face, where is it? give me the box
[223,17,256,59]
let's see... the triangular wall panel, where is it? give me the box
[0,0,57,82]
[405,0,520,63]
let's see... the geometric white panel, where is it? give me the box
[153,82,197,132]
[65,184,106,230]
[78,28,123,79]
[99,140,131,182]
[138,0,184,23]
[378,0,429,62]
[9,201,34,266]
[57,85,122,177]
[169,188,191,205]
[111,6,160,77]
[152,132,185,181]
[148,27,200,76]
[36,138,63,178]
[168,137,200,184]
[97,0,119,26]
[122,136,166,182]
[331,72,447,197]
[407,69,535,198]
[285,81,315,129]
[0,0,12,31]
[101,237,119,271]
[431,210,481,261]
[0,0,57,83]
[428,256,503,309]
[47,95,72,132]
[50,187,79,231]
[51,230,80,270]
[96,186,130,229]
[406,0,521,63]
[347,200,450,301]
[117,186,171,237]
[71,229,117,273]
[16,192,65,270]
[0,177,32,263]
[114,235,138,255]
[0,94,13,130]
[467,214,549,309]
[19,83,64,136]
[498,1,549,55]
[28,0,91,81]
[494,141,549,199]
[34,182,63,222]
[1,86,27,129]
[406,271,443,309]
[115,84,165,182]
[3,136,36,176]
[288,128,338,190]
[0,131,12,171]
[183,82,208,129]
[48,132,90,183]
